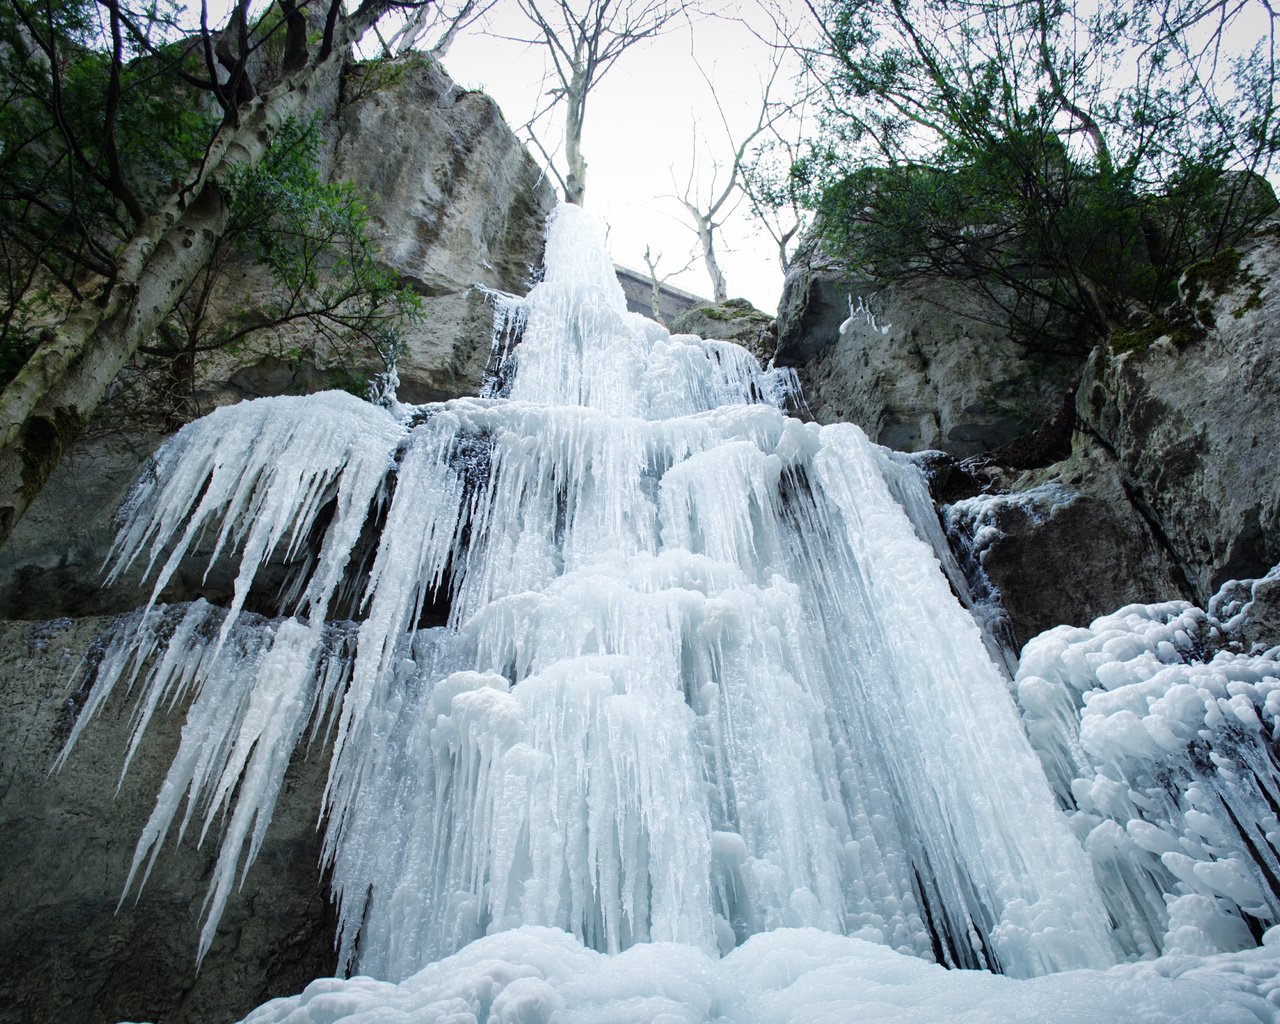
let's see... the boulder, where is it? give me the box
[944,438,1186,649]
[670,298,777,364]
[0,615,334,1024]
[1078,222,1280,602]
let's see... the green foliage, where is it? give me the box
[140,118,422,415]
[0,2,421,415]
[1108,309,1205,356]
[1181,247,1265,320]
[0,0,217,384]
[789,0,1280,353]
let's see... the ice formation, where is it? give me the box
[237,925,1280,1024]
[57,205,1280,1021]
[1018,594,1280,960]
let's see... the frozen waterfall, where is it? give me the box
[62,205,1280,1022]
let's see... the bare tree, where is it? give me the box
[374,0,500,58]
[0,0,425,547]
[670,55,789,301]
[510,0,687,205]
[640,243,696,324]
[739,106,812,273]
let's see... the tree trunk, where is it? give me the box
[564,78,587,206]
[696,213,727,303]
[0,12,364,548]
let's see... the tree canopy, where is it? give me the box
[785,0,1279,352]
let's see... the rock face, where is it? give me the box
[670,298,777,365]
[326,56,553,404]
[1078,226,1280,602]
[0,615,334,1024]
[0,432,161,621]
[775,252,1079,457]
[944,439,1187,649]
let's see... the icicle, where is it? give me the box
[62,203,1122,989]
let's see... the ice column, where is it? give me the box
[65,204,1114,982]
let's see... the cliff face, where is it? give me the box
[1078,229,1280,602]
[776,218,1280,647]
[775,250,1081,458]
[0,55,552,1024]
[0,616,334,1024]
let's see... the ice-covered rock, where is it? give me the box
[944,438,1186,648]
[0,614,335,1024]
[0,56,553,622]
[58,206,1118,1007]
[1017,575,1280,958]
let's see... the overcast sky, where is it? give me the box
[437,1,809,313]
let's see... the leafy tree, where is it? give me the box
[0,0,425,546]
[786,0,1279,353]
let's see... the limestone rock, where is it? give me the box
[0,432,159,620]
[774,250,856,366]
[944,438,1186,649]
[1078,222,1280,602]
[0,615,334,1024]
[329,55,554,402]
[776,256,1079,457]
[670,298,777,365]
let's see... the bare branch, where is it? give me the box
[513,0,689,204]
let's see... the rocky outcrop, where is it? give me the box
[1078,226,1280,603]
[944,438,1187,649]
[0,615,334,1024]
[945,219,1280,639]
[775,254,1080,457]
[670,298,776,365]
[327,56,553,403]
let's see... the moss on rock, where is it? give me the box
[1182,247,1264,322]
[1108,309,1206,357]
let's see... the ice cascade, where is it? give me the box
[66,206,1122,987]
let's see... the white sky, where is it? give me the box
[437,1,807,312]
